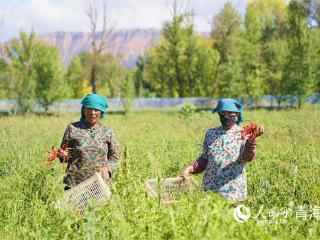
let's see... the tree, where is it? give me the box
[96,53,127,98]
[211,1,241,64]
[145,0,199,97]
[121,70,135,113]
[249,0,288,106]
[133,56,145,97]
[68,51,127,99]
[238,1,264,101]
[0,57,8,99]
[215,51,243,98]
[182,35,219,97]
[4,30,68,113]
[145,12,219,97]
[312,28,320,93]
[4,31,38,113]
[84,0,114,93]
[211,1,241,89]
[283,0,315,108]
[145,14,187,97]
[67,55,88,98]
[33,42,67,112]
[162,14,187,97]
[261,39,288,106]
[245,0,287,41]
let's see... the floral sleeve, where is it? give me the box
[240,139,257,162]
[59,124,71,163]
[192,130,210,174]
[106,129,121,177]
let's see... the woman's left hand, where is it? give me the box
[100,166,110,181]
[255,126,264,138]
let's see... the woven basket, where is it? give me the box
[144,177,197,204]
[64,172,111,211]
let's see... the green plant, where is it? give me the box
[179,101,196,119]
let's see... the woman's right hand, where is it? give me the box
[181,165,194,179]
[56,148,69,163]
[58,148,69,158]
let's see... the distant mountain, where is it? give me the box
[1,28,161,68]
[1,28,210,68]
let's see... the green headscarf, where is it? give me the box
[80,93,108,120]
[212,98,244,125]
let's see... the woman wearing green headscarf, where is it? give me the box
[182,99,264,201]
[58,93,121,190]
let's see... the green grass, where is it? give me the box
[0,107,320,239]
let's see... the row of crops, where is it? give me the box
[0,107,319,239]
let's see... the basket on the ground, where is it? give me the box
[144,177,198,204]
[64,172,111,211]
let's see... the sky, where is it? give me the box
[0,0,248,43]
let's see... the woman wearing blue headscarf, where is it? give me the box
[58,93,121,190]
[182,98,264,201]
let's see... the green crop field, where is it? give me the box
[1,107,320,239]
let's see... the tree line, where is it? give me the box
[143,0,320,108]
[0,0,320,112]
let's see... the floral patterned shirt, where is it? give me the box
[192,125,256,201]
[60,120,121,188]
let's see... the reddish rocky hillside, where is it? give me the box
[1,28,160,68]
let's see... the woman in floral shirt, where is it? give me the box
[182,99,263,201]
[58,93,121,190]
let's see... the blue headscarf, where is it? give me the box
[212,98,244,125]
[80,93,108,120]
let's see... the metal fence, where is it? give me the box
[0,94,319,113]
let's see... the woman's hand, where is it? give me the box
[255,126,264,138]
[181,165,194,179]
[100,166,110,181]
[58,148,69,158]
[55,148,69,163]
